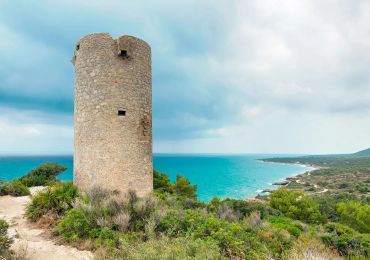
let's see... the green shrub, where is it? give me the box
[153,170,198,200]
[336,201,370,233]
[256,226,294,257]
[55,208,91,242]
[268,216,304,237]
[19,163,67,187]
[153,169,172,193]
[116,236,223,260]
[312,193,358,222]
[26,182,78,221]
[320,222,370,257]
[0,219,13,256]
[208,198,280,219]
[269,189,324,224]
[0,180,30,197]
[56,187,161,247]
[158,209,270,258]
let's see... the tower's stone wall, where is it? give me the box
[73,33,152,197]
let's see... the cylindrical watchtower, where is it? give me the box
[73,33,152,196]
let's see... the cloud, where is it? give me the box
[0,0,370,154]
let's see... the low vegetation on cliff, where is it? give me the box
[14,170,366,259]
[0,163,67,197]
[1,160,370,259]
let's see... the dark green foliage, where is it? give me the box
[337,201,370,233]
[26,182,78,221]
[55,208,91,242]
[158,209,270,258]
[320,222,370,257]
[0,219,13,256]
[268,216,305,237]
[269,189,324,224]
[0,179,30,196]
[19,163,67,187]
[312,193,358,222]
[172,175,197,199]
[153,170,197,199]
[153,169,171,193]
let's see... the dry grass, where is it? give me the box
[285,236,342,260]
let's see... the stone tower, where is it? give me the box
[72,33,152,197]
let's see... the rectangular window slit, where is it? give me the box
[118,110,126,116]
[119,50,128,58]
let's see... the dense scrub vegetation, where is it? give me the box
[0,163,66,197]
[2,159,369,259]
[23,168,370,259]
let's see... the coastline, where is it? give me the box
[256,160,320,195]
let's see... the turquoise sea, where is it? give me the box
[0,154,310,201]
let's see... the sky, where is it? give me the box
[0,0,370,155]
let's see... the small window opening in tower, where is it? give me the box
[76,44,80,51]
[118,109,126,116]
[119,49,128,58]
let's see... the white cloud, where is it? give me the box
[1,0,370,154]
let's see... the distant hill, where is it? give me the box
[353,148,370,157]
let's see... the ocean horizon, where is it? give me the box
[0,154,311,201]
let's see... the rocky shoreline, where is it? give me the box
[259,162,320,194]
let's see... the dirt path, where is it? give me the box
[0,188,93,260]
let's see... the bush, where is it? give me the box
[208,198,280,219]
[172,175,197,199]
[154,170,198,200]
[56,187,159,247]
[337,201,370,233]
[268,216,305,237]
[26,182,78,221]
[0,219,13,256]
[19,163,67,187]
[269,189,324,224]
[0,180,30,197]
[320,222,370,257]
[312,193,358,222]
[55,208,91,242]
[153,170,172,193]
[116,236,223,260]
[158,209,270,258]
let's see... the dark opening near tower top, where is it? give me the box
[119,49,128,58]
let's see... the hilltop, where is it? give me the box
[353,148,370,157]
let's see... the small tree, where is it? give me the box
[20,163,67,187]
[172,175,197,199]
[337,201,370,233]
[153,170,172,193]
[269,188,324,224]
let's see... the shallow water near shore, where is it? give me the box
[0,154,310,201]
